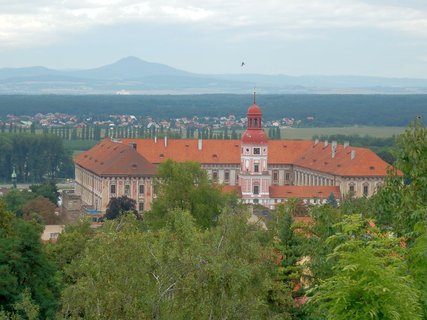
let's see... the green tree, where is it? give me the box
[148,159,237,229]
[311,214,422,320]
[0,200,60,319]
[372,118,427,237]
[61,210,275,319]
[29,181,59,205]
[1,189,35,218]
[46,219,95,289]
[267,203,304,318]
[299,205,342,282]
[105,195,137,220]
[408,223,427,318]
[326,192,338,208]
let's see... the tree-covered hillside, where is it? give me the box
[1,94,427,126]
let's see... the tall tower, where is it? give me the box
[239,93,270,205]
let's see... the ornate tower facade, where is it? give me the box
[239,93,271,205]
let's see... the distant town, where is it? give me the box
[0,112,310,140]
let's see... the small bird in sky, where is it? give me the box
[241,62,245,67]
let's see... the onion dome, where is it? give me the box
[247,103,262,116]
[241,130,268,144]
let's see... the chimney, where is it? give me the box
[344,141,350,149]
[198,138,203,151]
[324,140,329,147]
[331,141,337,159]
[314,139,319,145]
[351,149,356,160]
[164,136,168,148]
[154,135,157,143]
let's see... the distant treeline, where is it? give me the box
[1,94,427,126]
[0,134,74,183]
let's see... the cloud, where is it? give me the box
[1,0,427,48]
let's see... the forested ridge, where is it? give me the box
[0,120,426,319]
[1,94,427,126]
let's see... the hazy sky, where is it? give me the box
[1,0,427,77]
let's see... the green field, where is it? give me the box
[280,127,405,140]
[63,139,98,156]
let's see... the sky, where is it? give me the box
[1,0,427,77]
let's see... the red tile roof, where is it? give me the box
[74,138,156,177]
[123,138,391,177]
[269,185,341,199]
[222,185,242,197]
[122,138,242,164]
[294,143,392,177]
[268,140,314,164]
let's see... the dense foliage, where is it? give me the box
[0,119,426,319]
[0,201,60,319]
[1,181,60,224]
[148,159,238,229]
[0,134,73,183]
[1,94,427,126]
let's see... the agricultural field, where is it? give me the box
[63,140,99,156]
[281,126,405,140]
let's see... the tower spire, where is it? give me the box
[253,88,256,104]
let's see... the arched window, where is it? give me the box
[363,183,369,196]
[349,182,355,193]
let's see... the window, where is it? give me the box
[50,233,60,241]
[139,202,144,212]
[253,185,259,195]
[349,183,355,193]
[236,172,239,183]
[124,184,130,196]
[254,164,259,173]
[139,184,145,195]
[212,170,218,181]
[254,148,260,155]
[110,184,116,194]
[285,172,290,181]
[363,184,369,196]
[273,170,279,183]
[224,170,230,183]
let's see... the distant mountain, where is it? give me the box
[71,56,192,79]
[0,66,61,80]
[1,57,427,94]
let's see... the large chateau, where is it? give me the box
[74,95,392,213]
